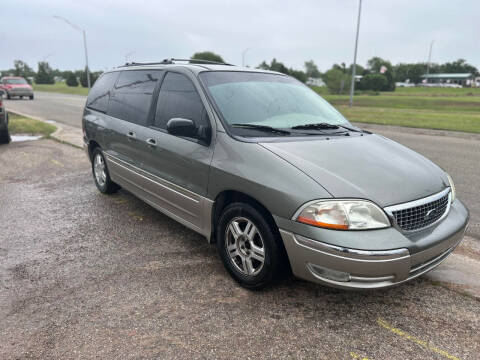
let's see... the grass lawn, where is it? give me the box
[336,106,480,133]
[33,82,89,96]
[311,86,480,133]
[8,113,57,137]
[32,82,480,133]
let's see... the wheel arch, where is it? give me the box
[87,140,101,161]
[210,190,279,243]
[210,189,292,274]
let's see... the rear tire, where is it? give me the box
[0,119,11,145]
[216,202,286,289]
[91,148,120,194]
[6,93,11,100]
[29,95,34,100]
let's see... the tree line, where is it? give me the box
[2,52,478,93]
[0,60,102,88]
[192,52,479,93]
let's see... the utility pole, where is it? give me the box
[426,40,435,75]
[242,48,251,67]
[54,15,91,89]
[349,0,362,107]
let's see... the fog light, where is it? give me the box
[308,263,351,282]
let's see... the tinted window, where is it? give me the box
[107,70,161,125]
[154,72,209,130]
[86,72,119,113]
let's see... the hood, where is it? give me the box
[260,134,448,207]
[7,84,32,89]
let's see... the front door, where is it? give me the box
[135,71,216,235]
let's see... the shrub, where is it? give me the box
[323,69,351,94]
[80,69,98,88]
[65,72,78,87]
[191,51,225,63]
[35,61,55,84]
[360,74,388,92]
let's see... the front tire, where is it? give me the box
[6,93,11,100]
[29,95,34,100]
[217,202,286,289]
[91,148,119,194]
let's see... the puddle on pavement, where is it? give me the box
[11,135,42,142]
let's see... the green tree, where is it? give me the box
[65,71,79,87]
[13,60,35,81]
[323,68,351,94]
[79,69,98,88]
[191,51,225,63]
[304,60,321,78]
[394,63,430,84]
[440,59,478,75]
[360,74,387,91]
[348,63,367,76]
[258,59,307,83]
[35,62,55,84]
[332,62,348,74]
[366,57,395,91]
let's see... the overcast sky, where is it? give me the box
[2,0,479,72]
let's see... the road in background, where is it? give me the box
[5,91,480,239]
[5,91,85,128]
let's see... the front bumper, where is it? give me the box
[276,199,469,289]
[7,88,33,96]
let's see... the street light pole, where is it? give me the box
[82,30,91,88]
[349,0,362,107]
[242,48,251,67]
[426,40,435,75]
[54,15,91,89]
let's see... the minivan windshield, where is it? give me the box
[199,71,349,136]
[4,78,28,85]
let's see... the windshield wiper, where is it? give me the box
[336,124,365,133]
[291,123,340,130]
[231,123,291,135]
[291,123,365,133]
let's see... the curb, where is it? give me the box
[8,109,83,149]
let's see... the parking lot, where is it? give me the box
[1,138,479,360]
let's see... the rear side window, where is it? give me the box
[86,72,119,113]
[107,70,162,126]
[154,72,209,130]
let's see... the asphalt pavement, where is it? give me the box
[5,92,480,239]
[1,139,479,359]
[5,91,86,128]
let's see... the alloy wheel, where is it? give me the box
[225,217,265,276]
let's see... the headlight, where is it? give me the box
[295,200,391,230]
[446,173,456,203]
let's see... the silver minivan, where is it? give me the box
[82,59,469,290]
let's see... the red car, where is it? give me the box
[0,76,34,100]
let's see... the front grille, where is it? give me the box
[390,192,450,231]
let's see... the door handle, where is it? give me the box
[126,131,136,141]
[146,138,157,147]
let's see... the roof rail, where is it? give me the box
[121,58,234,67]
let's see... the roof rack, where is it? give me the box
[121,58,234,67]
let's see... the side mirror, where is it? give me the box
[166,118,197,138]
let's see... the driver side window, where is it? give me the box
[154,72,209,131]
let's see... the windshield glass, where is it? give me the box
[199,71,349,135]
[5,78,28,85]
